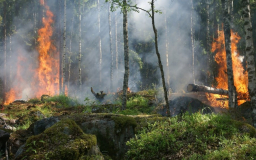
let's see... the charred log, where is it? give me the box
[187,84,229,95]
[91,87,106,102]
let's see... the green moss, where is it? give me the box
[17,119,97,160]
[111,115,137,134]
[233,120,256,137]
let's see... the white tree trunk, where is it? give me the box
[241,0,256,127]
[97,0,102,87]
[108,2,114,92]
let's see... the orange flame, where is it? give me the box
[33,0,59,98]
[4,0,59,105]
[4,89,16,105]
[207,29,249,108]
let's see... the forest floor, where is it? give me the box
[0,90,255,159]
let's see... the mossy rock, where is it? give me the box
[15,119,102,160]
[111,115,137,135]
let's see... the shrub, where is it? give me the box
[126,112,256,160]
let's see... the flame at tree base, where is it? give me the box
[207,29,249,108]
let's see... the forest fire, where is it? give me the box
[206,30,249,108]
[34,0,59,97]
[4,0,59,104]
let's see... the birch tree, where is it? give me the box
[241,0,256,127]
[108,2,114,92]
[98,0,103,87]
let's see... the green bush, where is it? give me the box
[126,112,256,160]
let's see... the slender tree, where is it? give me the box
[108,2,114,92]
[68,13,75,94]
[3,0,6,103]
[221,0,237,108]
[79,0,82,92]
[109,0,170,115]
[62,0,67,94]
[122,0,129,110]
[241,0,256,127]
[164,10,170,90]
[206,0,211,85]
[150,0,170,116]
[98,0,102,87]
[115,11,119,71]
[191,0,195,84]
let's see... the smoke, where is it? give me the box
[0,0,206,103]
[129,0,203,92]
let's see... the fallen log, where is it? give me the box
[187,84,229,95]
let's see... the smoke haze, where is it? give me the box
[0,0,205,103]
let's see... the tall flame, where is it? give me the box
[34,0,59,97]
[4,0,59,104]
[207,29,249,108]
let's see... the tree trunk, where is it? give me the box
[206,0,212,85]
[79,1,82,92]
[34,0,37,45]
[3,1,7,103]
[122,0,129,110]
[108,2,114,92]
[222,0,237,108]
[151,0,170,116]
[164,10,170,90]
[241,0,256,127]
[115,12,119,71]
[97,0,102,87]
[58,0,62,94]
[62,0,66,94]
[187,84,229,95]
[191,0,195,84]
[68,12,75,94]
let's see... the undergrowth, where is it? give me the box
[126,112,256,160]
[45,94,80,107]
[114,96,155,115]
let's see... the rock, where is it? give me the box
[9,129,33,158]
[41,94,50,102]
[0,129,10,156]
[33,116,59,135]
[11,100,27,105]
[4,124,16,131]
[156,97,215,117]
[72,114,137,159]
[15,119,103,160]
